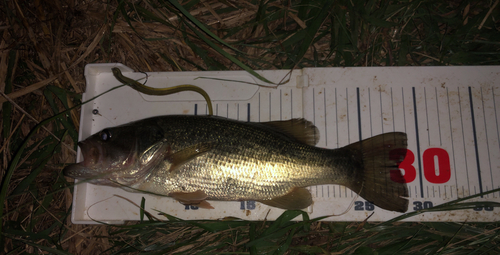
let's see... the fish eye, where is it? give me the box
[100,129,112,141]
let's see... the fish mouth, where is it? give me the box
[63,139,138,182]
[63,140,104,179]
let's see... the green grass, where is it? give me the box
[1,0,499,254]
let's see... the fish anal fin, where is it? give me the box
[166,143,213,172]
[169,190,207,201]
[258,187,312,210]
[261,119,319,146]
[194,200,214,209]
[169,190,214,209]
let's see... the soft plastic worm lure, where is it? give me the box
[112,67,214,116]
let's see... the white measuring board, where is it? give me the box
[71,63,500,224]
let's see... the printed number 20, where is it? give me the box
[390,148,451,184]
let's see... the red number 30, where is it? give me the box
[390,148,451,184]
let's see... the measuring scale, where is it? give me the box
[70,64,500,223]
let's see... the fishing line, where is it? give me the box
[328,183,363,217]
[138,70,149,86]
[85,195,163,223]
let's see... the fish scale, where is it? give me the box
[148,116,343,199]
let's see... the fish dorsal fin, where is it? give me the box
[258,187,312,210]
[260,119,320,146]
[169,190,214,209]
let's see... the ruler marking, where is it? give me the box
[347,88,350,144]
[313,88,316,125]
[494,87,500,159]
[258,92,261,122]
[481,87,494,194]
[280,89,282,120]
[336,88,339,148]
[324,88,327,147]
[378,88,388,191]
[357,88,362,140]
[291,89,293,118]
[216,104,218,116]
[458,88,471,196]
[368,88,373,137]
[327,186,330,198]
[259,92,260,122]
[268,93,271,120]
[247,103,251,122]
[436,87,443,146]
[424,87,430,146]
[391,88,395,131]
[494,87,500,198]
[369,88,373,137]
[226,104,229,118]
[237,103,240,120]
[194,104,198,115]
[412,87,424,198]
[402,88,407,133]
[468,87,483,196]
[333,185,335,197]
[380,89,384,133]
[447,88,459,195]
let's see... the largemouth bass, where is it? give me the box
[64,115,409,212]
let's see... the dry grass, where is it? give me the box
[1,0,499,254]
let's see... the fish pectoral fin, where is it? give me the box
[139,139,170,166]
[166,143,213,172]
[258,187,312,210]
[169,190,215,209]
[260,119,319,146]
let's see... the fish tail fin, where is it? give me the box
[344,132,409,212]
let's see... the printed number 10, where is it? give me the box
[390,148,451,184]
